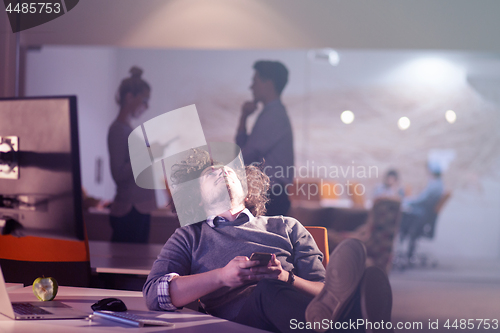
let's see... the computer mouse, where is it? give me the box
[91,298,127,312]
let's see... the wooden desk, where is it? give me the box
[1,286,269,332]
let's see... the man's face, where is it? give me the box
[250,72,274,102]
[199,165,246,208]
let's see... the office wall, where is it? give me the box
[26,47,118,201]
[25,46,500,260]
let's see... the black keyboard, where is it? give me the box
[13,303,52,315]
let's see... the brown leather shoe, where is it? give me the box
[361,266,394,333]
[305,238,366,332]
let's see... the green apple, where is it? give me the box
[32,277,58,301]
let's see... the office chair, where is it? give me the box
[0,235,91,287]
[421,192,451,239]
[304,226,329,268]
[327,198,401,273]
[394,191,451,270]
[364,198,402,273]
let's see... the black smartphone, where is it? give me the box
[249,252,272,267]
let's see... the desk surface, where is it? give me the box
[1,285,268,333]
[5,283,23,291]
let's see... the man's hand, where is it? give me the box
[218,256,259,288]
[249,254,288,282]
[237,101,258,135]
[241,101,258,119]
[218,254,289,288]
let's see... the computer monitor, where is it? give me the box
[0,96,84,240]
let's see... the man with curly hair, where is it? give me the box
[143,148,394,333]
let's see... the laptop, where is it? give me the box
[0,266,89,320]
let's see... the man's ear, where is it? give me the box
[262,78,276,94]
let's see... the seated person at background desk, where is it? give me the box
[373,169,405,200]
[143,149,393,333]
[400,162,444,259]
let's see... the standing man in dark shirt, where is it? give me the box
[236,60,294,216]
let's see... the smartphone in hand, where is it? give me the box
[249,252,272,267]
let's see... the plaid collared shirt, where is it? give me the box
[157,273,180,311]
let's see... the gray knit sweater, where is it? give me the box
[143,215,326,321]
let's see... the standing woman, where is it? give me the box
[107,66,157,243]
